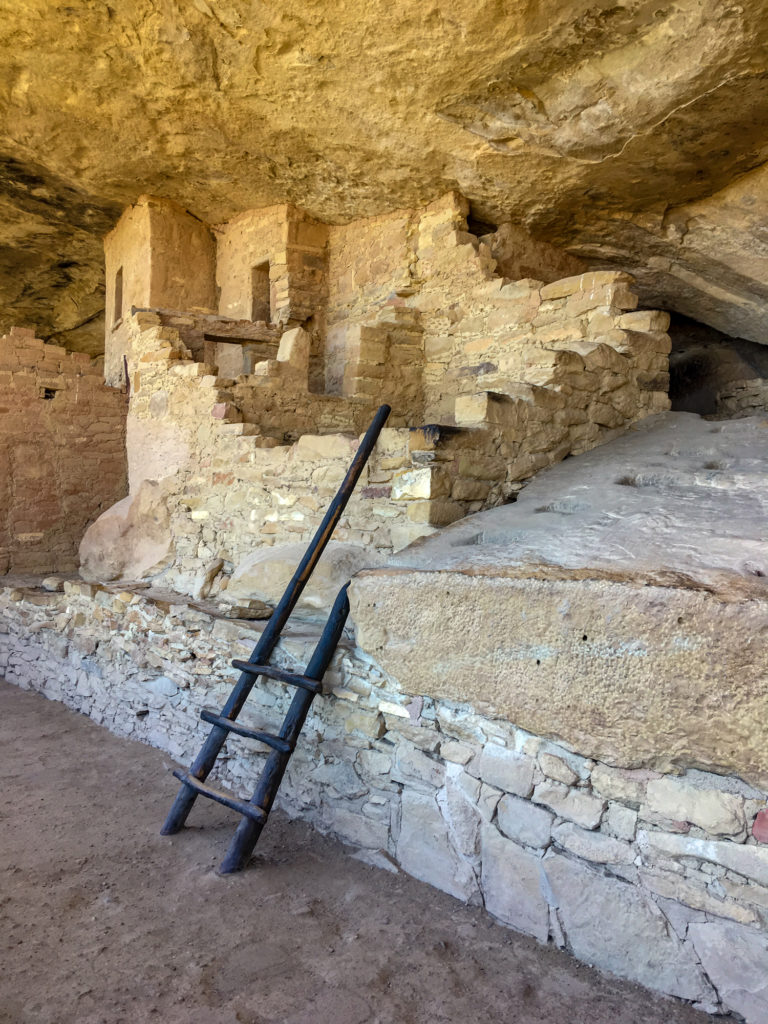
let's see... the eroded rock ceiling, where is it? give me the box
[2,0,768,353]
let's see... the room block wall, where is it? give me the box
[104,195,217,386]
[0,327,127,573]
[87,191,672,597]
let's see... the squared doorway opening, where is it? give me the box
[251,262,271,322]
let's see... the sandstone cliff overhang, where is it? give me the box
[2,2,768,350]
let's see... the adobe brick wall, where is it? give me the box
[0,327,127,573]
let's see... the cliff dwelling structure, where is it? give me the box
[2,3,768,1022]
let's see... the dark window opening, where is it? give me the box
[251,262,271,322]
[467,212,498,238]
[113,266,123,326]
[668,314,768,417]
[41,387,57,400]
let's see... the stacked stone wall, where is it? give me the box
[89,311,517,584]
[716,378,768,418]
[1,579,766,1022]
[104,195,217,386]
[0,328,127,574]
[216,204,329,326]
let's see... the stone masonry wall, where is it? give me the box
[0,328,127,574]
[104,196,217,386]
[87,192,672,596]
[717,378,768,418]
[324,192,670,447]
[82,310,528,585]
[1,579,767,1022]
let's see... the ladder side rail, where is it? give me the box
[161,405,390,835]
[218,583,352,874]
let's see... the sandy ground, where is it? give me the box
[0,680,717,1024]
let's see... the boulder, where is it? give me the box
[227,541,385,614]
[79,479,174,582]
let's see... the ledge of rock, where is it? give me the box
[349,412,768,785]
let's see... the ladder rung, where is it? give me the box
[200,709,293,753]
[172,770,267,824]
[231,660,322,694]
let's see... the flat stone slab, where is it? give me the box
[390,411,768,599]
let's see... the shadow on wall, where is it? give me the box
[668,313,768,416]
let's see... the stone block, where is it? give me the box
[325,804,389,850]
[439,768,482,857]
[294,433,356,460]
[452,478,491,501]
[544,854,714,1002]
[343,710,386,739]
[481,824,549,941]
[753,808,768,843]
[591,764,655,807]
[397,790,478,901]
[440,740,475,765]
[689,920,768,1024]
[539,752,578,786]
[540,272,633,301]
[645,775,745,836]
[405,499,464,526]
[638,829,768,886]
[392,743,446,789]
[533,781,605,829]
[391,467,450,501]
[276,325,310,376]
[473,746,534,797]
[617,310,671,332]
[497,793,553,848]
[552,822,633,864]
[639,869,757,925]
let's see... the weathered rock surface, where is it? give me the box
[350,412,768,786]
[480,825,550,942]
[688,921,768,1024]
[227,541,386,614]
[79,479,173,582]
[544,855,714,1003]
[389,412,768,594]
[396,789,478,902]
[2,2,768,348]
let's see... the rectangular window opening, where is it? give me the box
[113,266,124,326]
[251,262,271,322]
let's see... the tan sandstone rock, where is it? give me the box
[226,541,386,614]
[79,479,174,582]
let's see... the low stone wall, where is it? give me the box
[717,378,768,418]
[0,327,127,574]
[1,579,767,1021]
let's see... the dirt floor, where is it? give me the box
[0,680,717,1024]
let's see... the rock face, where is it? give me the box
[350,412,768,786]
[2,2,768,349]
[226,541,386,614]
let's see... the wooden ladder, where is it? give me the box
[160,404,391,873]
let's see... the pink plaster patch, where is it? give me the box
[211,403,228,419]
[752,808,768,843]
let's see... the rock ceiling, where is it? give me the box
[2,0,768,353]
